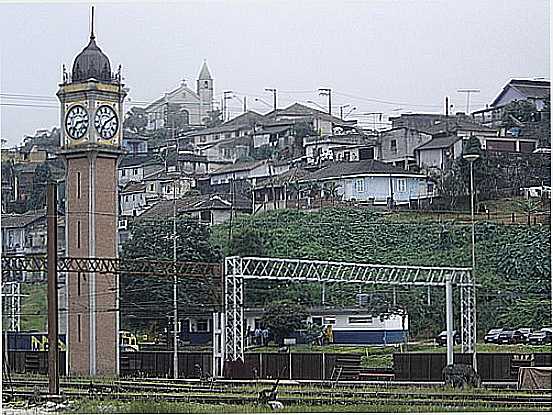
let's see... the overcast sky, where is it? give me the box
[0,0,550,146]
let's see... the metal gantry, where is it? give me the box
[1,255,221,280]
[1,282,24,331]
[222,256,476,370]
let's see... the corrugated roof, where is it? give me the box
[1,210,46,229]
[416,135,461,151]
[255,167,310,188]
[122,182,147,193]
[211,160,266,175]
[139,193,250,219]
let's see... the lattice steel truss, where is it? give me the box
[2,255,221,280]
[223,256,476,362]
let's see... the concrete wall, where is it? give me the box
[380,128,432,166]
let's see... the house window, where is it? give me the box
[197,319,209,332]
[390,139,397,154]
[225,133,231,139]
[354,178,365,193]
[200,135,207,143]
[344,151,350,161]
[323,317,336,325]
[348,316,373,324]
[200,210,211,223]
[133,168,138,175]
[121,170,126,177]
[149,184,155,191]
[396,178,407,193]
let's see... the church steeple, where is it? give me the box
[198,60,212,80]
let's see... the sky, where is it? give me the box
[0,0,550,147]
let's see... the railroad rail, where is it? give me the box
[3,377,551,411]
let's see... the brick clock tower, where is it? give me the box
[58,9,125,376]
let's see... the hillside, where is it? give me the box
[212,208,551,337]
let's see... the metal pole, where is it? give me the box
[47,181,59,395]
[173,179,178,379]
[445,275,454,366]
[470,160,478,372]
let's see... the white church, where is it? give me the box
[145,61,214,130]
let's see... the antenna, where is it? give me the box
[90,6,95,40]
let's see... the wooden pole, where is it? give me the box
[47,181,59,395]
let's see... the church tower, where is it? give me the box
[57,7,125,376]
[197,61,213,124]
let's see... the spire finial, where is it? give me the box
[90,6,95,40]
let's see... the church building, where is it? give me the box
[145,62,214,130]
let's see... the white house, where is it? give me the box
[120,182,148,217]
[305,160,433,206]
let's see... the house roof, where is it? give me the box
[265,103,356,126]
[1,210,46,229]
[491,79,550,107]
[211,160,266,175]
[121,182,147,193]
[255,167,311,188]
[415,135,461,151]
[119,154,162,168]
[183,111,266,138]
[303,160,424,182]
[139,193,250,219]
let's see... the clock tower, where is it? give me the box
[58,8,125,376]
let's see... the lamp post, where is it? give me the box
[462,151,479,372]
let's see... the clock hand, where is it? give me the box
[101,115,116,132]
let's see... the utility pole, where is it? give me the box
[172,177,178,379]
[223,91,233,121]
[319,88,332,115]
[47,181,59,395]
[265,88,277,111]
[457,89,480,114]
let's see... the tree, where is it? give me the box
[26,163,50,211]
[262,300,309,345]
[202,109,223,128]
[120,217,223,333]
[229,229,265,257]
[123,107,147,133]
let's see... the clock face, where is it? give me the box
[94,105,119,139]
[65,105,89,140]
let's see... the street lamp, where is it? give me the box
[462,150,479,372]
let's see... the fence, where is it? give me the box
[393,352,553,381]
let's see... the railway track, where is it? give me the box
[3,378,551,411]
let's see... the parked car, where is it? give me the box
[483,328,503,344]
[497,330,524,344]
[516,328,533,343]
[527,328,552,345]
[436,330,460,346]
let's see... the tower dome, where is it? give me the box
[71,9,112,83]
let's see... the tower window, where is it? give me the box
[77,220,81,249]
[77,172,81,199]
[77,314,82,343]
[77,272,81,296]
